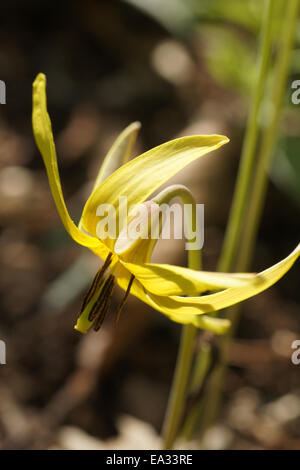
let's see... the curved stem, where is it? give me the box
[158,185,201,450]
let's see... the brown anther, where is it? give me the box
[79,252,112,315]
[93,297,112,332]
[114,274,135,324]
[92,276,116,331]
[88,274,115,322]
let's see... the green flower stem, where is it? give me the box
[218,0,275,273]
[198,0,299,438]
[162,324,197,449]
[236,0,300,272]
[181,0,276,439]
[181,339,212,439]
[157,185,201,450]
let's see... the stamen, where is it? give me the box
[93,296,112,332]
[92,276,116,331]
[79,252,112,314]
[88,274,115,322]
[115,275,135,324]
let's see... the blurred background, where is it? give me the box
[0,0,299,450]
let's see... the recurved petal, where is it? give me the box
[32,73,103,250]
[121,260,261,296]
[142,243,300,316]
[92,121,141,190]
[165,313,230,335]
[115,264,231,334]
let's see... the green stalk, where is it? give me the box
[158,185,201,450]
[199,0,299,437]
[181,339,212,439]
[162,324,197,449]
[236,0,300,271]
[218,0,275,273]
[181,0,276,439]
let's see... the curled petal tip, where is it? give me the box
[33,72,46,90]
[131,121,141,129]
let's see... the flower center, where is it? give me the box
[75,252,136,333]
[75,253,115,333]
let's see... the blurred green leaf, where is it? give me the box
[191,0,262,33]
[123,0,196,37]
[271,136,300,206]
[201,26,256,93]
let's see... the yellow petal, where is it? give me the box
[32,73,103,250]
[167,313,230,334]
[142,244,300,316]
[115,264,230,334]
[92,121,141,190]
[78,121,141,235]
[122,238,156,264]
[81,134,229,241]
[121,260,260,296]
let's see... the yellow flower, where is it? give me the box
[32,73,299,335]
